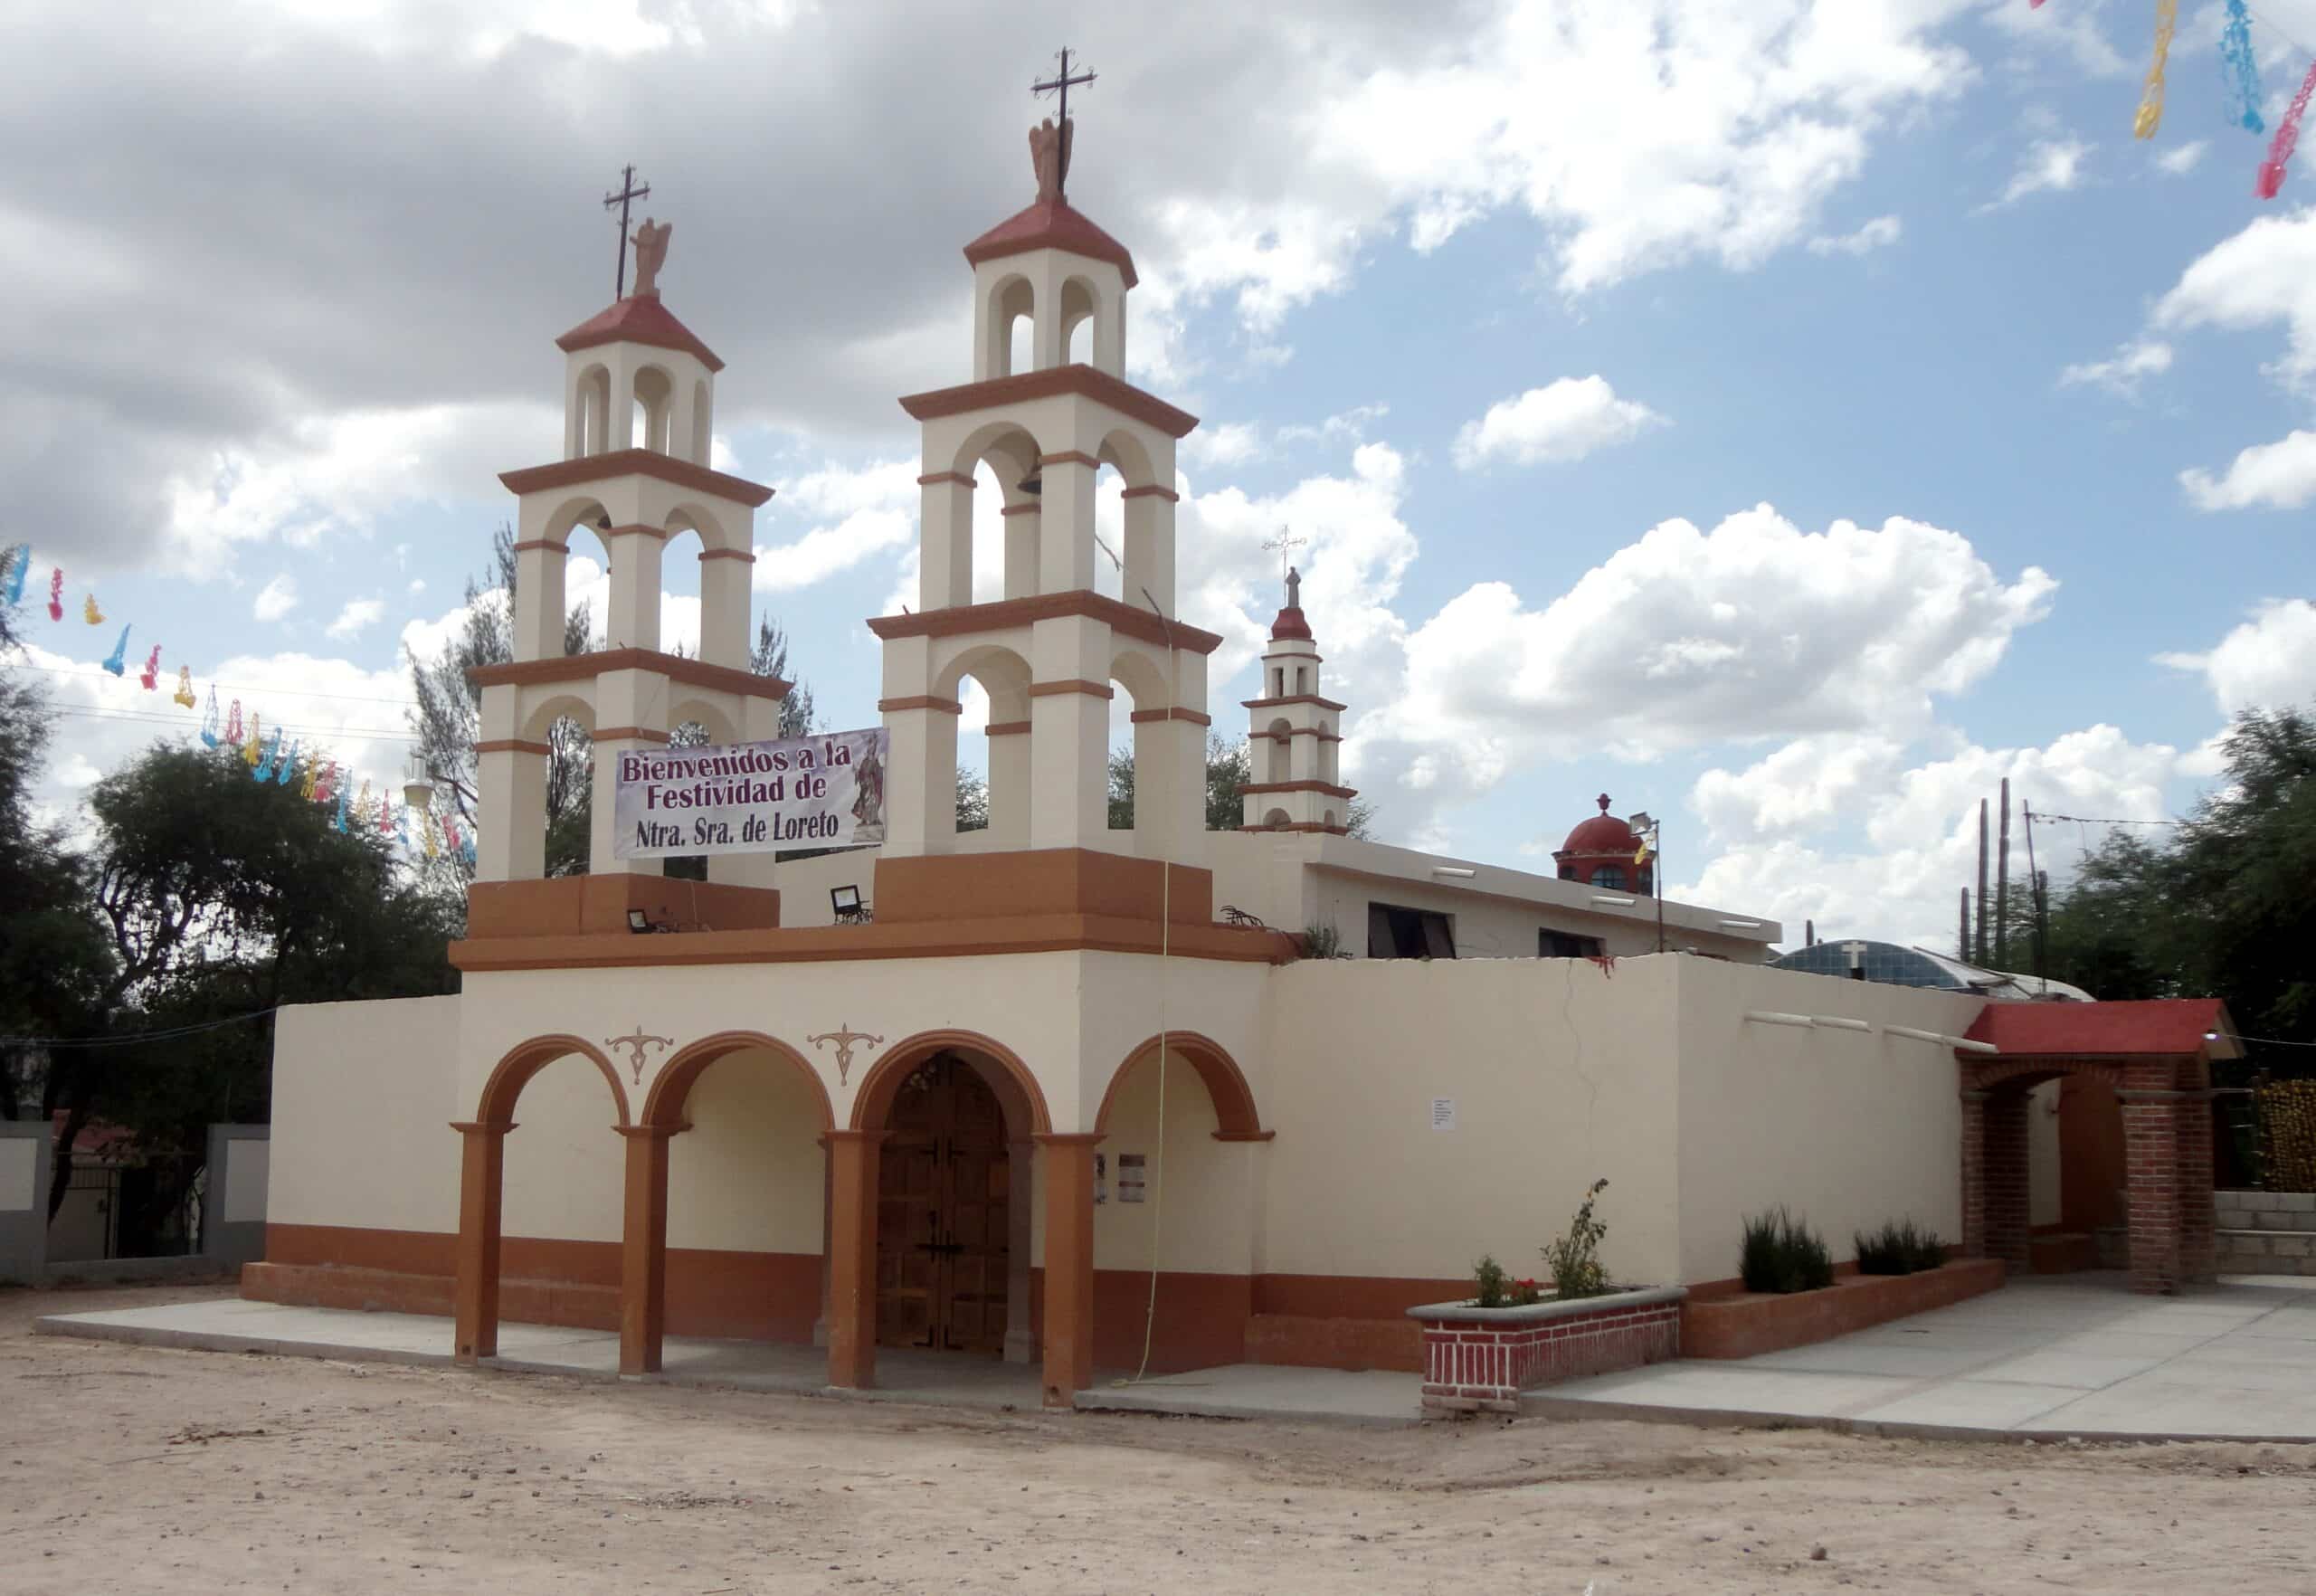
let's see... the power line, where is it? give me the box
[2031,812,2181,828]
[13,662,420,708]
[0,1007,285,1051]
[44,705,417,741]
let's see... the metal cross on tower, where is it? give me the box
[1262,526,1307,581]
[603,164,652,299]
[1031,47,1096,199]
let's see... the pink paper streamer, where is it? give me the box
[2260,59,2316,198]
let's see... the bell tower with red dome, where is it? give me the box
[1238,565,1356,833]
[1553,794,1653,895]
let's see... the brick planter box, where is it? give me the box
[1409,1286,1686,1414]
[1679,1257,2006,1361]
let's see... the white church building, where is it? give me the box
[252,113,2226,1407]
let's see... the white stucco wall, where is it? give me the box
[1090,1049,1259,1275]
[1672,961,1984,1283]
[0,1138,33,1213]
[1256,955,1686,1287]
[667,1056,825,1253]
[270,995,461,1235]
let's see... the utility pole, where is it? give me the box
[1974,798,1989,965]
[1995,777,2011,969]
[1960,887,1970,961]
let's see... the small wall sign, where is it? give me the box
[1431,1097,1457,1132]
[1118,1154,1146,1203]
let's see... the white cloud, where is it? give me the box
[1451,377,1666,470]
[1806,214,1902,257]
[1986,138,2092,209]
[15,638,419,836]
[407,578,426,595]
[2154,206,2316,390]
[2178,429,2316,510]
[2058,337,2172,396]
[252,573,298,622]
[1183,423,1265,469]
[2156,598,2316,715]
[1350,504,2057,842]
[1687,726,2180,952]
[2158,139,2208,176]
[752,458,919,594]
[325,596,385,641]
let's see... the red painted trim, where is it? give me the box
[499,448,774,508]
[898,365,1197,441]
[467,647,790,702]
[867,591,1224,657]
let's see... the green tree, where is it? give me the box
[31,742,460,1220]
[1106,735,1374,837]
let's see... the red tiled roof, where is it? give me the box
[1269,605,1313,641]
[963,199,1138,288]
[555,295,725,372]
[1964,998,2235,1057]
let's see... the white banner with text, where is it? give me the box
[612,728,887,859]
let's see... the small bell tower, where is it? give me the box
[1239,567,1355,834]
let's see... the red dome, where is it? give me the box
[1560,794,1636,854]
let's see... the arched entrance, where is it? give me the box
[833,1031,1054,1397]
[1958,1001,2237,1296]
[453,1035,630,1364]
[876,1054,1011,1354]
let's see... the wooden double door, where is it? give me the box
[875,1054,1011,1354]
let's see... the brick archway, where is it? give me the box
[1958,1000,2233,1296]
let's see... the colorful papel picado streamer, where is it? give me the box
[332,779,350,833]
[277,740,300,787]
[2221,0,2265,135]
[223,698,243,746]
[46,570,62,622]
[2134,1,2178,141]
[242,713,263,768]
[0,544,27,604]
[200,688,222,746]
[100,623,130,678]
[313,759,337,804]
[2262,60,2316,198]
[252,727,282,782]
[174,666,197,708]
[82,593,103,625]
[138,645,162,691]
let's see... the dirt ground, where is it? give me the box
[3,1284,2312,1594]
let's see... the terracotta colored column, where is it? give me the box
[2121,1080,2183,1295]
[1959,1090,1989,1259]
[1037,1133,1104,1409]
[822,1130,884,1390]
[451,1120,513,1364]
[1983,1090,2032,1272]
[618,1124,684,1376]
[2178,1086,2217,1284]
[1003,1139,1036,1364]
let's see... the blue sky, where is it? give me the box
[8,0,2315,949]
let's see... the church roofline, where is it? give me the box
[555,294,726,372]
[1241,692,1347,712]
[898,363,1199,440]
[467,646,789,701]
[866,590,1224,657]
[499,448,775,508]
[963,197,1139,288]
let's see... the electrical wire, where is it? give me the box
[14,662,421,708]
[0,1007,284,1050]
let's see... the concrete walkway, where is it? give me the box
[1535,1273,2316,1442]
[33,1297,1423,1425]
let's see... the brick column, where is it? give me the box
[1037,1133,1104,1409]
[618,1124,686,1375]
[2177,1089,2217,1285]
[823,1130,884,1390]
[451,1120,513,1364]
[1960,1090,1989,1259]
[1984,1090,2032,1272]
[2121,1083,2184,1295]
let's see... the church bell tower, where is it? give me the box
[866,100,1227,925]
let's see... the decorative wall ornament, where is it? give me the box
[808,1024,886,1087]
[605,1025,675,1086]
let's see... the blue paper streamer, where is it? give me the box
[2222,0,2265,134]
[253,727,283,782]
[100,622,130,677]
[199,687,221,747]
[276,739,300,786]
[1,544,27,605]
